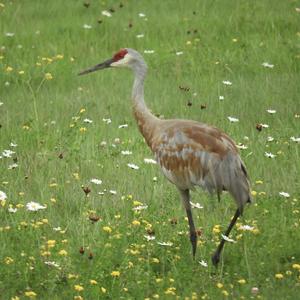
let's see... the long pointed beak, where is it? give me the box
[78,58,114,76]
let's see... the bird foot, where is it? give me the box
[211,252,220,266]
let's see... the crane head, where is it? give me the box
[78,48,135,76]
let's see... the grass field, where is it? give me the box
[1,0,300,299]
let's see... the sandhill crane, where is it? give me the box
[79,48,252,266]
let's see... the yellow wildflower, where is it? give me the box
[251,190,257,197]
[152,258,160,264]
[11,296,20,300]
[133,200,142,206]
[237,279,246,284]
[79,108,86,113]
[164,287,176,295]
[68,273,78,279]
[275,273,284,279]
[222,290,229,297]
[101,287,107,293]
[6,66,13,72]
[74,296,83,300]
[90,279,98,285]
[74,285,84,292]
[58,249,68,256]
[103,226,112,233]
[4,257,14,264]
[24,291,37,298]
[47,240,56,248]
[213,225,221,234]
[216,283,223,288]
[45,72,53,80]
[111,270,120,277]
[79,127,87,133]
[56,54,64,60]
[132,220,141,226]
[18,70,25,75]
[292,264,300,270]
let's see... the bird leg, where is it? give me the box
[179,189,197,258]
[212,208,240,266]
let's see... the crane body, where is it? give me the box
[79,48,252,265]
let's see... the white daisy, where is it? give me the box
[2,149,15,158]
[121,150,132,155]
[144,50,155,54]
[8,207,17,213]
[267,136,274,142]
[26,201,46,211]
[290,136,300,143]
[279,191,290,198]
[44,261,60,268]
[176,51,183,56]
[199,260,208,267]
[227,116,239,123]
[236,144,248,150]
[138,13,146,17]
[136,34,144,38]
[261,123,269,128]
[102,118,111,124]
[83,118,93,123]
[8,163,18,169]
[221,234,236,243]
[222,80,232,85]
[132,205,148,211]
[157,241,173,246]
[239,225,254,231]
[262,62,274,68]
[219,95,224,100]
[144,235,155,241]
[90,178,102,185]
[109,190,117,195]
[118,124,128,128]
[0,191,7,201]
[190,201,203,209]
[144,158,157,164]
[102,10,112,17]
[264,152,276,158]
[10,142,17,147]
[83,24,92,29]
[127,163,139,170]
[266,109,276,114]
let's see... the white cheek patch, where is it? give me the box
[111,54,131,67]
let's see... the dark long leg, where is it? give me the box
[212,208,240,266]
[179,189,197,258]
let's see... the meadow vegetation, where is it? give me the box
[0,1,300,299]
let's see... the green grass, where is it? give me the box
[1,0,300,299]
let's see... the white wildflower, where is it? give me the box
[8,163,18,169]
[0,191,7,201]
[44,261,60,268]
[219,95,224,100]
[260,123,269,128]
[102,118,111,124]
[118,124,128,129]
[102,10,112,17]
[121,150,132,155]
[266,109,276,114]
[136,34,144,38]
[262,62,274,68]
[290,136,300,143]
[222,80,232,85]
[144,158,157,164]
[26,201,46,211]
[83,24,92,29]
[138,13,146,17]
[279,192,290,198]
[127,163,139,170]
[90,178,102,185]
[157,241,173,247]
[133,205,148,211]
[239,225,254,231]
[10,142,17,147]
[5,32,15,37]
[227,116,239,123]
[2,149,15,158]
[109,190,117,195]
[199,260,208,267]
[265,152,276,158]
[267,136,274,142]
[53,226,62,231]
[190,201,203,209]
[83,118,93,123]
[144,50,155,54]
[144,235,155,241]
[8,207,17,213]
[221,234,236,243]
[236,144,248,150]
[176,51,183,56]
